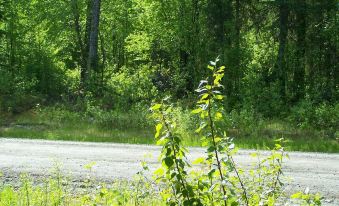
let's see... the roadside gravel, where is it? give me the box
[0,138,338,205]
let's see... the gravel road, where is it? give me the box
[0,138,338,205]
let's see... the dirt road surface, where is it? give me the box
[0,138,338,205]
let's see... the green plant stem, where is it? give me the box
[160,110,191,203]
[273,150,284,190]
[207,98,227,206]
[229,156,249,205]
[25,180,30,206]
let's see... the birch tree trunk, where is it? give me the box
[87,0,101,77]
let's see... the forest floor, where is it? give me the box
[0,138,338,205]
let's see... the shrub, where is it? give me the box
[289,101,339,138]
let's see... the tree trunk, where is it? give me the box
[234,0,241,103]
[86,0,101,89]
[99,31,106,93]
[293,0,306,103]
[276,0,289,101]
[71,0,86,87]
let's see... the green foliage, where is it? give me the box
[0,0,337,143]
[150,61,322,206]
[291,189,322,206]
[151,100,201,205]
[0,62,327,206]
[106,65,158,109]
[1,102,338,152]
[0,172,162,206]
[289,101,339,138]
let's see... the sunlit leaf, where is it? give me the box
[151,104,161,111]
[215,112,222,120]
[192,157,205,165]
[192,108,203,114]
[155,123,163,138]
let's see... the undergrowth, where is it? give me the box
[0,106,338,152]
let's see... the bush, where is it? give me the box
[105,65,158,110]
[225,108,264,137]
[289,101,339,138]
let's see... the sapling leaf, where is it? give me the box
[215,112,223,120]
[291,192,302,199]
[198,80,208,88]
[228,143,235,150]
[192,157,205,165]
[155,123,163,138]
[154,167,164,176]
[192,108,203,114]
[207,146,216,153]
[207,65,214,70]
[166,148,172,156]
[201,93,209,100]
[209,61,216,66]
[215,95,223,100]
[151,103,161,110]
[250,152,258,158]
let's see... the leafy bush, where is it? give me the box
[225,108,264,137]
[0,69,40,113]
[289,101,339,138]
[106,65,158,110]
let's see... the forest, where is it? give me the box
[0,0,338,205]
[0,0,338,152]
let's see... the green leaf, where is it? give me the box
[215,137,222,143]
[215,95,223,100]
[166,148,172,156]
[201,93,209,100]
[291,192,302,199]
[84,162,96,170]
[209,61,216,66]
[275,144,282,150]
[207,146,216,153]
[218,66,225,73]
[192,108,203,114]
[250,153,258,158]
[192,157,205,165]
[207,65,214,71]
[208,169,216,178]
[151,104,161,111]
[195,123,207,133]
[154,167,164,176]
[215,112,223,120]
[164,157,174,167]
[155,123,163,138]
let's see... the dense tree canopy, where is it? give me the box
[0,0,337,117]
